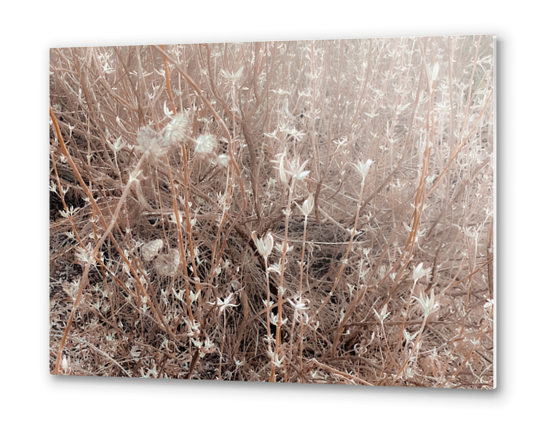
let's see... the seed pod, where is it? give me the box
[141,239,164,262]
[155,249,180,277]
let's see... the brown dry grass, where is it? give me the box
[49,35,494,388]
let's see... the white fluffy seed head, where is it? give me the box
[136,126,169,157]
[194,134,217,159]
[163,113,189,146]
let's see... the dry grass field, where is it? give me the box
[49,35,494,387]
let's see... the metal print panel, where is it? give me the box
[49,35,495,388]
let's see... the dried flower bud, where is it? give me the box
[413,262,426,282]
[155,249,180,277]
[297,193,314,217]
[141,239,164,262]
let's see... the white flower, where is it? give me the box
[413,263,426,282]
[355,159,373,179]
[279,125,305,142]
[403,329,420,343]
[252,232,274,259]
[296,193,314,217]
[414,289,439,317]
[59,205,79,218]
[189,290,201,302]
[276,153,289,184]
[374,304,390,322]
[210,293,238,315]
[108,136,126,153]
[287,297,310,311]
[268,262,283,275]
[270,313,287,326]
[290,157,311,181]
[275,241,293,254]
[273,153,311,184]
[75,243,96,266]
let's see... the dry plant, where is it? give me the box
[49,35,494,388]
